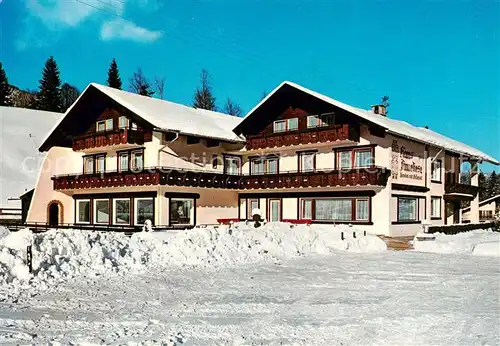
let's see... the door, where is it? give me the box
[269,199,281,222]
[48,203,59,226]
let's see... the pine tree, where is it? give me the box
[479,172,487,201]
[193,68,216,111]
[222,98,243,116]
[106,58,122,89]
[0,62,13,106]
[486,171,499,199]
[61,83,80,111]
[129,68,154,97]
[36,56,63,112]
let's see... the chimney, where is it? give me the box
[371,104,387,116]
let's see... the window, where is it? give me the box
[354,150,373,168]
[106,119,113,130]
[212,154,218,169]
[118,116,129,129]
[301,199,313,219]
[118,152,129,172]
[338,151,352,170]
[251,159,265,175]
[135,198,154,225]
[307,113,335,128]
[84,156,94,174]
[114,199,131,224]
[250,157,279,175]
[299,152,315,172]
[94,199,110,224]
[356,199,369,221]
[269,199,281,222]
[431,197,441,218]
[480,210,494,220]
[273,118,298,133]
[170,198,194,225]
[77,200,90,223]
[130,150,144,171]
[267,158,278,174]
[398,197,418,221]
[248,199,259,217]
[315,199,353,221]
[96,155,106,173]
[431,160,442,182]
[96,121,106,132]
[224,156,241,175]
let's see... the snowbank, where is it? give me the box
[414,229,500,257]
[0,223,386,286]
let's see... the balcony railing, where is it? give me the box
[52,166,390,190]
[444,172,479,197]
[72,128,147,151]
[246,124,355,150]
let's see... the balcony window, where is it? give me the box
[135,198,154,225]
[96,120,106,132]
[96,155,106,173]
[250,157,278,175]
[338,151,352,170]
[273,118,298,133]
[431,197,441,218]
[224,156,241,175]
[118,116,129,129]
[114,198,131,224]
[94,199,110,224]
[170,198,194,226]
[118,152,129,172]
[431,160,442,182]
[267,158,278,174]
[131,150,144,171]
[77,199,91,223]
[251,159,265,175]
[84,156,94,174]
[307,113,335,128]
[354,149,373,168]
[299,152,316,172]
[397,197,418,222]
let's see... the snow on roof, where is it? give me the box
[0,107,62,207]
[241,81,499,165]
[462,194,500,212]
[91,84,244,142]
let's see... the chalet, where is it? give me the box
[462,194,500,223]
[26,82,499,236]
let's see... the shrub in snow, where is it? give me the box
[142,219,153,232]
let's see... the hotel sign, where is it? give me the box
[391,139,424,184]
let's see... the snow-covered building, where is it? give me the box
[26,82,499,236]
[462,194,500,223]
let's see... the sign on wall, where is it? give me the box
[391,139,425,184]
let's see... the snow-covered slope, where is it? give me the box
[0,107,62,207]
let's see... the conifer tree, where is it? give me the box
[193,68,216,111]
[36,56,63,112]
[478,172,487,201]
[0,62,12,106]
[106,58,122,89]
[486,171,499,199]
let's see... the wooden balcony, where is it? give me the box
[52,166,390,191]
[444,172,479,197]
[246,124,354,150]
[241,167,390,189]
[72,129,149,151]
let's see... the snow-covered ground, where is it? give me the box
[414,228,500,257]
[0,224,499,345]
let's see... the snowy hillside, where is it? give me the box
[0,107,62,207]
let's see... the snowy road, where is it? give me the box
[1,250,499,345]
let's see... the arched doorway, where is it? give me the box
[48,202,60,226]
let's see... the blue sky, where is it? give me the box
[0,0,499,170]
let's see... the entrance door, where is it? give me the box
[269,199,281,222]
[48,203,59,226]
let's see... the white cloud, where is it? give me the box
[100,18,162,43]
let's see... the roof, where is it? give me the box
[40,83,245,150]
[0,107,62,207]
[239,81,499,165]
[462,194,500,212]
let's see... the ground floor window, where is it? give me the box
[170,198,194,226]
[77,199,90,223]
[135,198,154,225]
[431,197,441,218]
[398,197,418,221]
[114,198,131,225]
[298,197,371,222]
[94,199,110,224]
[301,199,313,219]
[247,199,259,218]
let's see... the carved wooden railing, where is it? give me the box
[53,166,390,190]
[444,172,479,196]
[246,124,353,150]
[72,129,148,151]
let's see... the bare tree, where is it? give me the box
[222,98,243,117]
[154,76,166,99]
[129,68,154,97]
